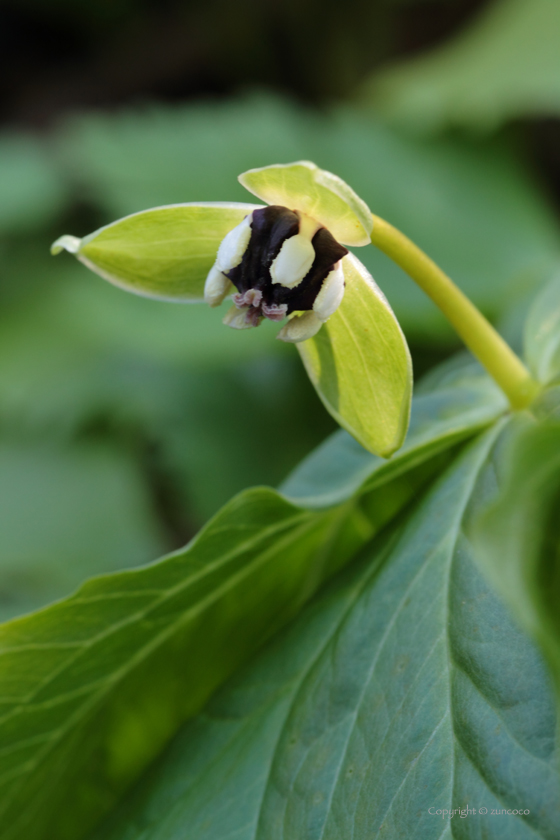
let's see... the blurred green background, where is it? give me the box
[1,0,560,621]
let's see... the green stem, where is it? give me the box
[370,213,539,410]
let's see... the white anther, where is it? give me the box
[216,215,252,272]
[269,212,321,289]
[313,261,345,321]
[204,264,232,307]
[222,304,256,330]
[276,311,323,343]
[270,234,315,289]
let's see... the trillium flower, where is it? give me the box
[52,162,412,457]
[205,204,348,343]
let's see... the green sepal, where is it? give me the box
[238,161,373,247]
[297,253,413,458]
[51,202,261,301]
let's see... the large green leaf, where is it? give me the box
[0,351,510,840]
[472,416,560,698]
[297,254,413,458]
[94,421,560,839]
[52,203,259,301]
[56,95,560,339]
[363,0,560,133]
[0,488,367,840]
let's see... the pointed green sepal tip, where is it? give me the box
[51,234,81,256]
[296,253,413,458]
[49,203,261,302]
[238,161,373,247]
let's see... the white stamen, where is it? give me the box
[216,215,252,272]
[269,211,321,289]
[313,261,345,321]
[276,311,323,343]
[222,304,256,330]
[204,264,232,307]
[270,234,315,289]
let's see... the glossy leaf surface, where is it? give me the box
[296,253,412,458]
[95,425,560,840]
[238,160,373,247]
[52,203,259,302]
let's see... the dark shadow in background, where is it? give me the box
[0,0,490,125]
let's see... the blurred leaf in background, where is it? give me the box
[0,438,166,623]
[361,0,560,134]
[0,133,68,235]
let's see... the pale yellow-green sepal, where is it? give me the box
[51,202,261,302]
[238,161,373,247]
[296,253,412,458]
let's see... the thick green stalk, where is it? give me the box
[370,213,539,410]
